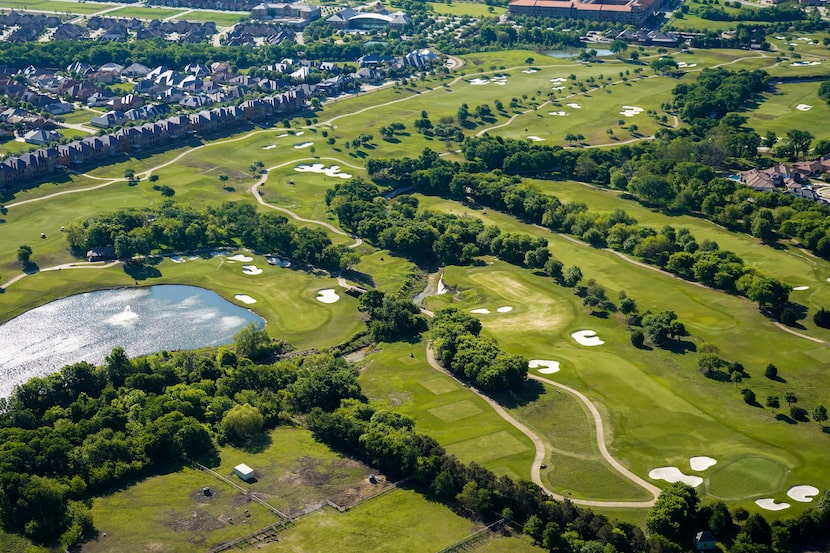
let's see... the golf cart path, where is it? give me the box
[424,344,659,508]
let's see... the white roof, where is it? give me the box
[234,463,254,474]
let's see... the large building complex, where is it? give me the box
[508,0,665,26]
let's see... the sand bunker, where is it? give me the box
[793,285,809,290]
[170,255,185,263]
[242,265,262,275]
[527,136,545,141]
[649,467,703,487]
[549,111,568,116]
[796,104,813,111]
[296,131,304,136]
[571,330,604,346]
[529,359,561,374]
[550,77,567,83]
[263,144,276,150]
[756,499,790,511]
[522,68,539,74]
[676,61,697,68]
[471,308,490,314]
[228,254,253,262]
[295,163,352,179]
[496,306,513,313]
[791,61,821,67]
[266,256,291,267]
[787,485,819,502]
[234,294,256,304]
[620,105,644,117]
[210,251,228,257]
[294,142,313,149]
[689,456,717,471]
[316,289,340,303]
[277,133,289,138]
[566,103,581,109]
[552,86,566,91]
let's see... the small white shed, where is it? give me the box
[234,463,255,482]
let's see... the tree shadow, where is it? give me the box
[341,269,374,288]
[661,339,697,354]
[775,413,796,425]
[489,379,543,408]
[123,262,162,280]
[23,262,40,274]
[383,137,401,144]
[236,433,273,454]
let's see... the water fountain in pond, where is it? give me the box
[106,305,139,328]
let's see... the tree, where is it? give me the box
[784,391,798,407]
[17,245,32,265]
[563,265,583,287]
[234,323,275,360]
[819,80,830,105]
[766,395,780,412]
[764,363,778,380]
[643,311,686,345]
[631,330,645,348]
[741,388,756,405]
[610,40,628,57]
[814,405,828,427]
[786,129,813,160]
[219,403,264,445]
[813,307,830,328]
[148,174,159,183]
[646,483,699,545]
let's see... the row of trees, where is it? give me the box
[66,201,358,271]
[365,150,797,320]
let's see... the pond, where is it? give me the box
[0,285,265,397]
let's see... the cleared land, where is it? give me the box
[105,5,189,19]
[428,1,506,17]
[0,0,110,13]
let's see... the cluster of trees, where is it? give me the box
[358,289,429,343]
[365,150,796,319]
[671,68,769,124]
[691,3,804,22]
[325,176,548,269]
[431,308,528,392]
[647,482,830,553]
[65,201,359,272]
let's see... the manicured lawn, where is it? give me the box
[59,110,95,126]
[0,0,109,14]
[428,1,506,17]
[349,249,418,294]
[744,81,830,142]
[106,5,188,19]
[175,9,248,26]
[417,195,830,516]
[359,340,535,480]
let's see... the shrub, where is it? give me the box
[630,330,645,348]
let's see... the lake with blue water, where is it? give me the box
[0,285,264,397]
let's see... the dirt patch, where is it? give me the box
[169,510,225,533]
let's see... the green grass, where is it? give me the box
[707,456,790,500]
[175,9,249,26]
[428,1,505,17]
[359,340,535,480]
[59,110,95,126]
[744,81,830,142]
[417,195,829,516]
[105,5,188,19]
[0,0,110,14]
[349,249,419,294]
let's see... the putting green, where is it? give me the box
[428,400,485,423]
[706,456,789,500]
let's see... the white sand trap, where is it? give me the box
[294,163,351,179]
[266,256,291,267]
[529,359,560,374]
[676,62,697,68]
[787,485,819,502]
[242,265,262,275]
[210,251,227,257]
[566,103,581,109]
[775,36,785,40]
[550,77,567,83]
[571,330,604,346]
[798,37,811,41]
[170,255,185,263]
[234,294,256,304]
[187,255,199,260]
[263,144,277,150]
[496,306,513,313]
[437,277,448,295]
[316,288,340,303]
[471,308,491,314]
[689,456,717,471]
[549,111,568,116]
[277,133,289,138]
[552,86,566,91]
[791,61,821,67]
[228,254,253,262]
[793,285,809,290]
[527,136,545,141]
[649,467,703,487]
[469,78,489,85]
[796,104,813,111]
[522,68,539,74]
[296,131,304,136]
[493,80,507,86]
[756,498,790,511]
[294,142,313,149]
[620,105,644,117]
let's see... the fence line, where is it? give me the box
[193,463,291,520]
[206,519,292,553]
[435,519,506,553]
